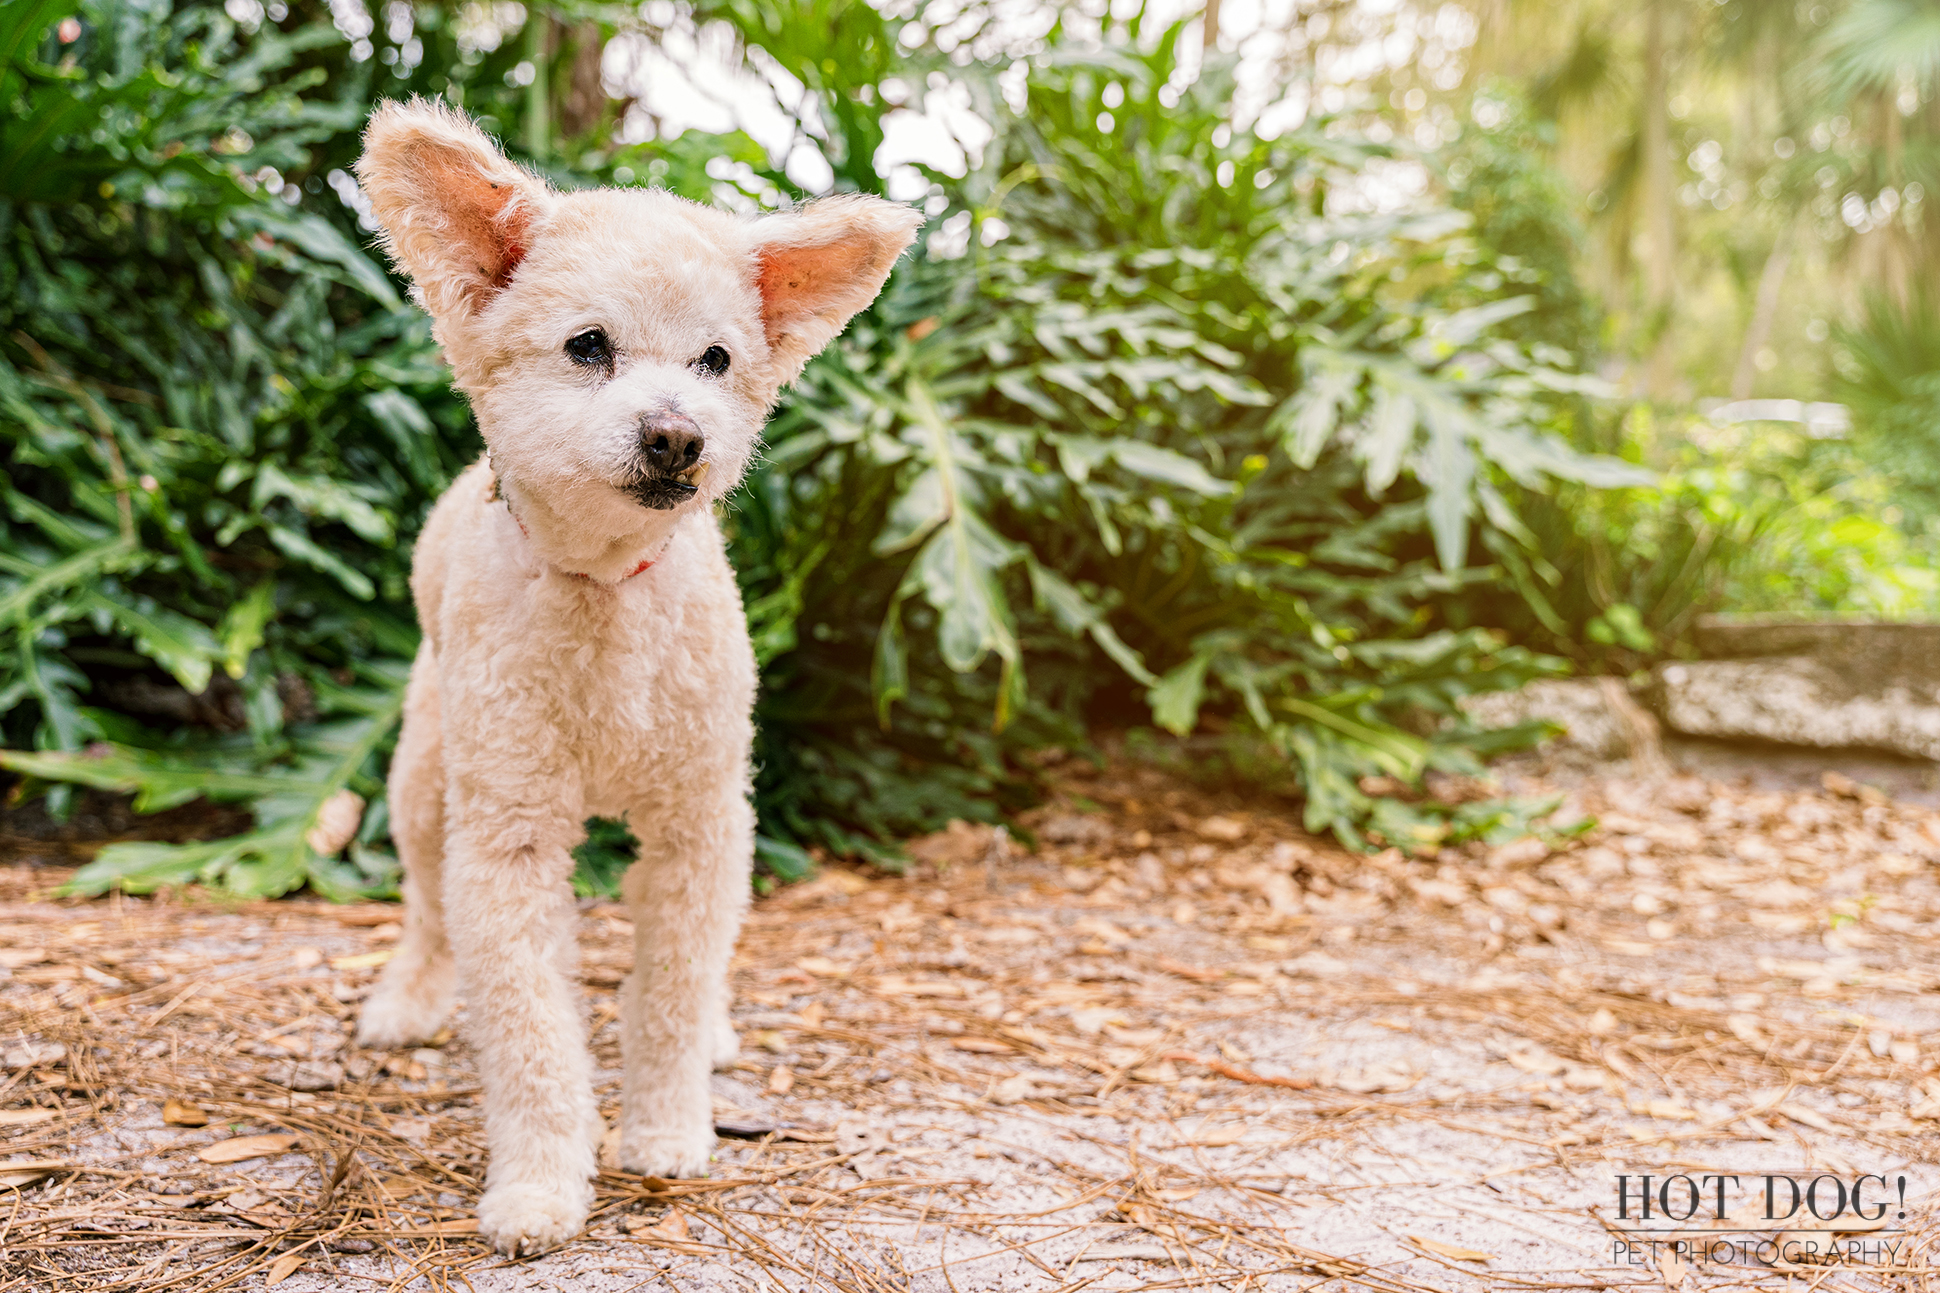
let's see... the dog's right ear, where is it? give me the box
[356,98,552,322]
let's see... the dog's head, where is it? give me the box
[356,99,921,573]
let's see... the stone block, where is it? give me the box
[1460,679,1630,760]
[1694,616,1940,689]
[1652,657,1940,761]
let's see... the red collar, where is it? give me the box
[593,557,655,581]
[489,467,656,583]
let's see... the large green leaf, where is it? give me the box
[897,380,1021,709]
[80,591,221,695]
[1421,397,1477,572]
[1148,651,1212,737]
[0,536,139,623]
[1029,564,1156,686]
[1106,441,1236,498]
[218,580,276,680]
[243,208,401,307]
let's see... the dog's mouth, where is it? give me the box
[623,461,709,511]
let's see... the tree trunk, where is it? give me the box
[1881,90,1909,306]
[523,13,553,159]
[1730,223,1792,401]
[1640,0,1677,392]
[1203,0,1221,52]
[557,21,607,142]
[1461,0,1513,94]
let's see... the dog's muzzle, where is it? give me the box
[624,411,709,510]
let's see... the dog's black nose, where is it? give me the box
[640,413,703,475]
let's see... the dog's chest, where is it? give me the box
[425,494,755,804]
[495,583,710,716]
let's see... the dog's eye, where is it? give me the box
[694,345,730,376]
[565,328,612,368]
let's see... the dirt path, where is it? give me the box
[4,755,1940,1290]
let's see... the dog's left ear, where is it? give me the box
[749,195,924,382]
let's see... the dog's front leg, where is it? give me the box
[444,815,600,1255]
[358,654,455,1048]
[617,782,753,1178]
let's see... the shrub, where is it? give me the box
[1834,291,1940,537]
[0,0,467,895]
[724,11,1646,853]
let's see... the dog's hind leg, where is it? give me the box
[445,799,601,1255]
[356,654,457,1049]
[617,772,754,1178]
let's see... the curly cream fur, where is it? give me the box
[352,99,920,1255]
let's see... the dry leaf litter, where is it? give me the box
[3,753,1940,1290]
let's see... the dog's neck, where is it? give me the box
[486,462,678,584]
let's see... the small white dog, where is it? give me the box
[350,99,919,1254]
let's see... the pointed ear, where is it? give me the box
[355,98,552,323]
[750,195,924,381]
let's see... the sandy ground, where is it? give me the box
[5,749,1940,1291]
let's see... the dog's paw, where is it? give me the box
[619,1124,715,1180]
[477,1179,591,1256]
[355,978,450,1050]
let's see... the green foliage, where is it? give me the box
[1433,78,1940,661]
[3,0,1657,894]
[0,668,404,898]
[1833,291,1940,529]
[1690,428,1940,619]
[0,0,680,890]
[1470,404,1940,672]
[732,17,1647,851]
[569,816,637,899]
[1431,0,1940,655]
[1813,0,1940,110]
[0,0,467,843]
[1442,85,1603,363]
[0,0,721,895]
